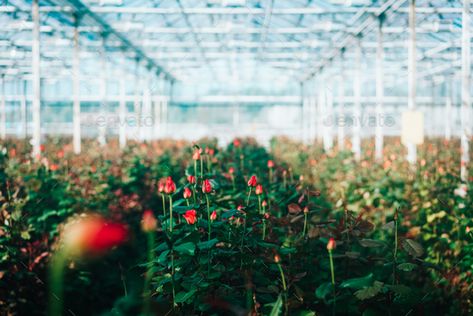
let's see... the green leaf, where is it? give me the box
[174,242,196,256]
[359,239,385,248]
[397,263,418,272]
[354,281,383,300]
[297,311,316,316]
[175,289,197,303]
[315,282,332,300]
[197,238,218,250]
[340,273,374,289]
[279,247,297,255]
[269,294,283,316]
[402,239,424,257]
[382,221,395,231]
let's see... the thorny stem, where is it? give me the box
[49,252,66,316]
[161,195,166,217]
[206,194,211,241]
[169,195,173,233]
[393,209,399,285]
[200,158,204,179]
[171,249,176,307]
[246,187,252,206]
[262,220,266,240]
[303,212,308,237]
[276,261,288,314]
[143,232,155,315]
[328,249,336,316]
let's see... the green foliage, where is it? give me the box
[0,137,472,315]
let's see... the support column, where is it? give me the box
[407,0,417,164]
[133,61,141,141]
[21,79,27,138]
[0,75,5,139]
[32,0,41,157]
[141,68,152,141]
[445,79,452,141]
[375,17,384,160]
[300,82,306,143]
[461,0,471,181]
[324,80,333,151]
[316,80,324,144]
[161,80,169,137]
[338,70,345,150]
[309,88,316,143]
[98,38,107,146]
[119,76,126,149]
[72,16,81,154]
[352,38,362,160]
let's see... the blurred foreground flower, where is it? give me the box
[49,214,128,316]
[141,210,157,233]
[61,214,128,257]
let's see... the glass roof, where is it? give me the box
[0,0,471,97]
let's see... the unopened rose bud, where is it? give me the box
[210,211,217,221]
[248,175,257,187]
[141,210,157,233]
[202,179,212,194]
[274,254,281,263]
[183,187,192,199]
[187,175,196,184]
[326,238,336,251]
[304,206,309,214]
[192,149,201,160]
[255,184,263,195]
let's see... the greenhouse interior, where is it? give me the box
[0,0,472,315]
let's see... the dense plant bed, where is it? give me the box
[0,137,471,315]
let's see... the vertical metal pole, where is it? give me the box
[133,61,141,141]
[72,16,81,154]
[352,38,362,160]
[119,76,126,148]
[375,17,384,160]
[32,0,41,157]
[98,37,107,146]
[141,68,151,141]
[461,0,471,181]
[317,79,324,144]
[161,80,168,137]
[324,79,333,151]
[21,79,27,138]
[445,79,452,141]
[0,75,5,139]
[407,0,417,164]
[300,82,306,143]
[338,65,345,150]
[309,82,316,143]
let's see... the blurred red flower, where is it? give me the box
[248,175,257,187]
[183,187,192,199]
[164,176,176,195]
[183,210,197,225]
[202,179,212,194]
